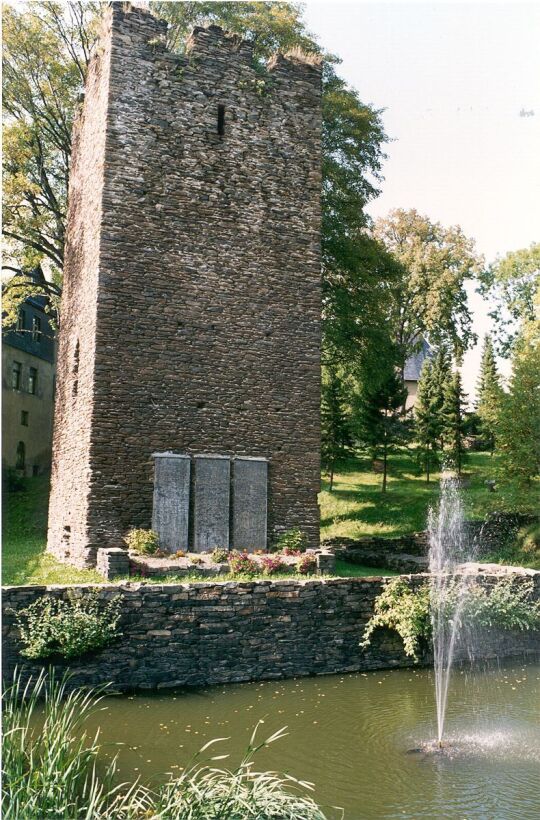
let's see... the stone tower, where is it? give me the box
[47,2,322,568]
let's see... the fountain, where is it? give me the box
[428,476,477,747]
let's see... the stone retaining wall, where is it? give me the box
[3,573,539,691]
[322,534,429,558]
[323,535,429,573]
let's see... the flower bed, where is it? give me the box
[128,549,329,579]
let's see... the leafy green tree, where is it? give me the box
[497,298,540,485]
[414,360,440,482]
[373,208,482,364]
[442,371,468,475]
[356,368,408,492]
[2,2,100,273]
[321,368,352,491]
[3,0,391,387]
[476,334,504,454]
[480,242,540,355]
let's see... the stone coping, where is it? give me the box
[1,575,418,593]
[3,565,538,593]
[152,452,190,459]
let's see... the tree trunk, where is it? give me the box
[329,463,334,493]
[382,445,387,492]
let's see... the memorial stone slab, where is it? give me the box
[193,455,230,552]
[232,457,268,552]
[152,453,190,552]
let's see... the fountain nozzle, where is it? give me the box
[438,740,443,749]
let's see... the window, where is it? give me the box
[12,361,22,390]
[32,316,42,342]
[17,309,26,334]
[72,340,80,398]
[21,411,29,426]
[28,367,38,395]
[16,441,25,471]
[217,104,225,136]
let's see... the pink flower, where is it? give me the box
[296,554,317,575]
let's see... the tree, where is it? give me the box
[356,369,408,492]
[476,334,504,454]
[428,345,452,447]
[414,360,440,482]
[373,209,482,364]
[496,296,540,485]
[442,371,468,475]
[2,2,100,274]
[480,243,540,356]
[3,0,391,385]
[321,369,352,491]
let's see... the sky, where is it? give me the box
[302,0,540,401]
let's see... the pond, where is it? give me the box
[91,657,540,819]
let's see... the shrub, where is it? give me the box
[2,466,25,494]
[296,553,317,575]
[259,554,288,575]
[15,592,122,660]
[211,547,230,563]
[228,552,259,576]
[275,528,308,555]
[174,549,186,558]
[360,578,431,661]
[361,576,540,662]
[281,546,303,557]
[189,555,203,566]
[124,528,159,555]
[2,672,330,820]
[454,576,540,632]
[513,522,540,568]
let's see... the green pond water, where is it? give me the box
[91,658,540,819]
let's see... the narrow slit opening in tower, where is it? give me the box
[72,340,80,398]
[217,104,225,136]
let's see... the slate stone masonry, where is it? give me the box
[47,2,322,568]
[3,573,539,691]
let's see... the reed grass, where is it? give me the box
[2,670,335,819]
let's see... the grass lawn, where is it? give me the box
[2,476,103,586]
[320,450,539,542]
[3,451,537,585]
[2,476,396,586]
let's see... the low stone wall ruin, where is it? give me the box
[323,512,540,573]
[3,572,539,691]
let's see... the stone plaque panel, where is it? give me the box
[232,457,268,552]
[152,453,190,553]
[193,455,230,552]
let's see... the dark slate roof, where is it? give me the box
[403,339,433,382]
[3,269,56,364]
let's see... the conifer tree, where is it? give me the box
[357,369,408,492]
[442,371,468,474]
[321,369,351,491]
[497,307,540,484]
[476,334,503,454]
[414,360,440,482]
[429,345,452,447]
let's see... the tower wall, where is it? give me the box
[48,3,322,567]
